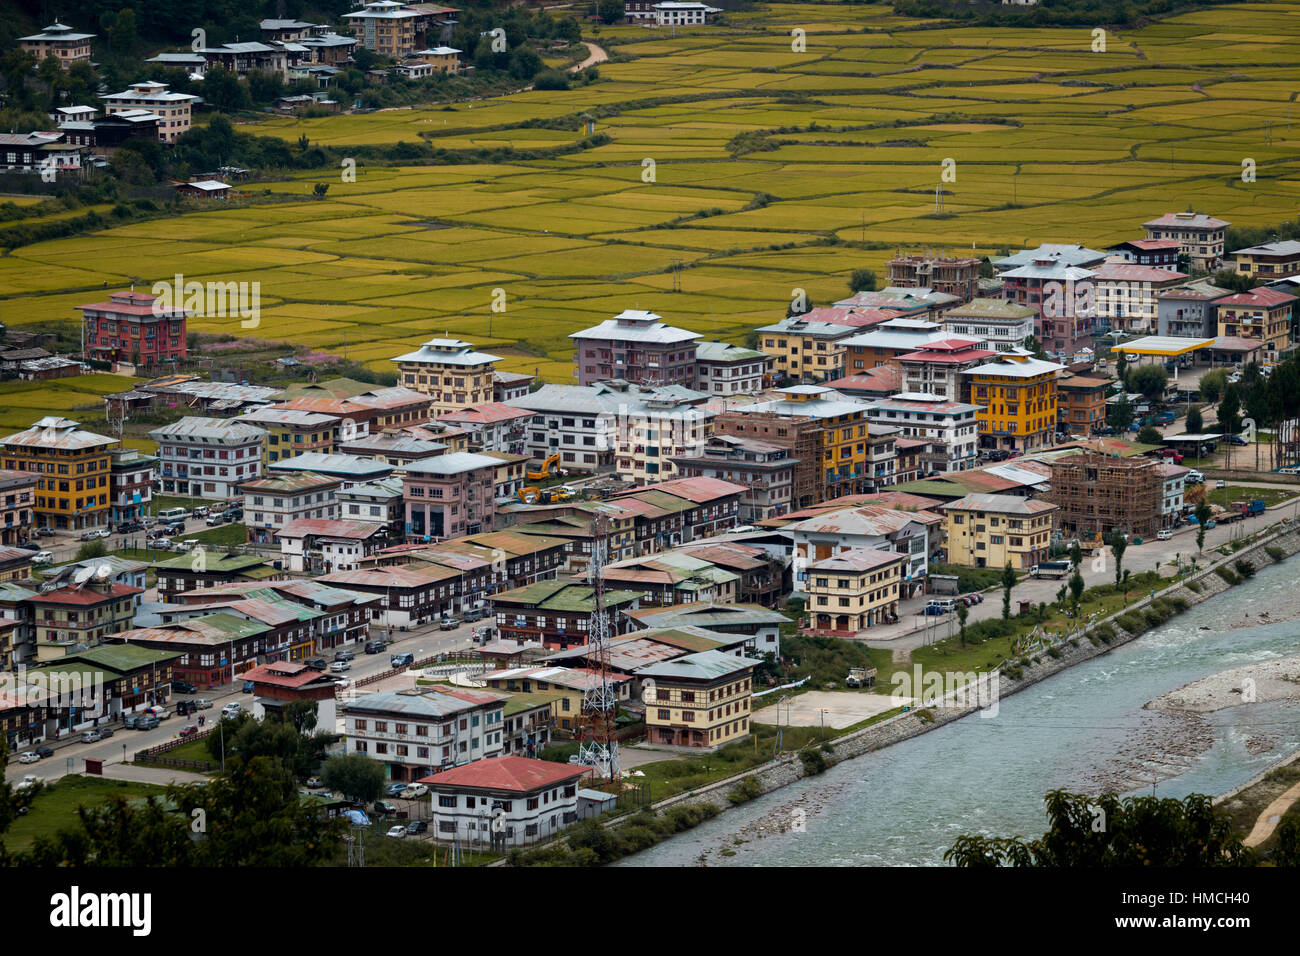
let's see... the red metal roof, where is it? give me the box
[417,755,586,792]
[33,582,142,605]
[1215,287,1297,308]
[436,403,531,424]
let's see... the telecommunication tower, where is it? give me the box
[576,514,619,781]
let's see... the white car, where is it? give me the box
[221,702,241,719]
[1156,529,1172,540]
[32,551,53,565]
[18,751,40,764]
[331,660,351,672]
[385,826,407,839]
[17,774,42,789]
[93,528,112,539]
[1279,465,1300,476]
[401,783,428,799]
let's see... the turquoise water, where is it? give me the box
[617,559,1300,866]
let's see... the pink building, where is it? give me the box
[570,309,700,386]
[402,452,499,542]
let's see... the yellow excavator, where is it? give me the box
[517,485,574,505]
[526,452,562,482]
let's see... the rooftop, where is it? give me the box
[635,649,757,682]
[417,755,585,793]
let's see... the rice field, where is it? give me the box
[3,1,1299,382]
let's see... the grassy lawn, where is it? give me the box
[3,775,163,852]
[929,563,1006,594]
[1205,487,1297,509]
[177,523,250,547]
[148,495,210,514]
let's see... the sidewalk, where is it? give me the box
[105,761,210,787]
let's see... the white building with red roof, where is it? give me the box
[894,337,995,403]
[1214,285,1297,356]
[419,754,587,846]
[276,518,387,573]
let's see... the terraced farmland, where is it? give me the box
[3,1,1299,383]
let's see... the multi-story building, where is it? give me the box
[863,393,981,474]
[116,613,271,687]
[30,581,143,660]
[1056,375,1110,436]
[335,432,444,468]
[403,452,500,542]
[266,452,393,489]
[493,580,643,650]
[153,552,279,604]
[1214,286,1298,357]
[100,81,199,143]
[639,650,755,750]
[391,338,501,414]
[239,472,342,545]
[482,665,633,735]
[1091,262,1190,335]
[998,258,1097,358]
[150,417,267,500]
[344,686,507,782]
[886,254,981,302]
[1045,451,1163,539]
[756,316,856,384]
[652,1,723,25]
[1156,279,1232,338]
[571,309,701,387]
[1155,462,1188,529]
[731,386,872,496]
[78,289,188,367]
[895,337,995,403]
[841,319,953,373]
[0,470,38,546]
[833,288,959,321]
[964,349,1063,454]
[277,518,386,573]
[494,371,534,404]
[336,476,405,537]
[940,298,1040,353]
[20,21,94,68]
[712,410,820,509]
[624,602,788,657]
[435,403,530,454]
[1143,212,1230,272]
[198,42,288,77]
[1107,239,1181,268]
[941,493,1057,570]
[786,504,940,597]
[0,417,116,532]
[238,407,343,465]
[802,548,905,635]
[423,755,585,847]
[992,244,1107,274]
[343,2,459,58]
[693,340,770,395]
[669,434,798,523]
[108,447,154,525]
[481,451,529,499]
[271,385,436,433]
[1232,240,1300,281]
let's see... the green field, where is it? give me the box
[2,2,1299,387]
[2,775,163,852]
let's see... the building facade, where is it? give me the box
[802,548,905,635]
[0,417,116,532]
[392,338,501,414]
[403,452,499,542]
[1143,212,1229,272]
[78,289,188,366]
[571,309,701,387]
[941,493,1057,570]
[151,417,267,500]
[639,650,755,751]
[964,349,1063,454]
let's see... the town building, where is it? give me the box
[108,447,154,525]
[607,475,747,546]
[895,337,995,402]
[1232,240,1300,281]
[336,476,405,537]
[863,393,982,473]
[392,338,501,414]
[0,470,38,546]
[422,755,586,847]
[571,309,700,387]
[493,371,534,404]
[499,693,557,757]
[841,318,952,373]
[19,22,94,68]
[1091,262,1190,335]
[242,658,341,730]
[1214,286,1297,357]
[344,2,459,58]
[822,365,902,400]
[402,452,500,541]
[238,407,345,465]
[639,650,755,750]
[31,580,143,661]
[998,257,1097,358]
[886,254,981,302]
[319,564,461,629]
[198,41,287,77]
[271,384,437,432]
[1155,462,1188,529]
[239,471,342,544]
[833,288,959,321]
[802,548,905,635]
[435,403,530,454]
[1143,212,1229,272]
[345,686,507,781]
[481,451,529,500]
[1156,279,1232,338]
[693,340,771,395]
[941,493,1057,570]
[963,349,1063,454]
[277,518,386,573]
[482,666,633,735]
[0,417,116,532]
[335,432,445,467]
[153,552,279,604]
[1045,451,1163,539]
[784,504,940,597]
[150,417,267,500]
[78,289,189,367]
[115,613,271,688]
[712,409,820,509]
[992,244,1108,273]
[756,316,856,384]
[1056,374,1110,435]
[266,452,394,488]
[1107,239,1182,268]
[493,580,643,650]
[100,81,199,143]
[28,644,179,729]
[669,434,798,522]
[601,550,738,607]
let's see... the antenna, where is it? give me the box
[95,563,112,580]
[576,513,618,783]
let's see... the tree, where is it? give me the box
[75,539,108,561]
[200,67,248,113]
[1195,501,1212,552]
[1218,384,1241,437]
[945,790,1256,867]
[597,0,626,24]
[1199,368,1228,403]
[1109,529,1127,586]
[1000,561,1016,621]
[978,256,994,279]
[321,753,386,804]
[1136,425,1162,446]
[1022,334,1048,360]
[1068,540,1082,571]
[847,268,877,294]
[956,601,969,648]
[1127,365,1169,403]
[509,47,543,82]
[1068,568,1085,614]
[280,700,319,735]
[1115,348,1128,382]
[313,182,330,199]
[1185,405,1203,434]
[1108,392,1133,431]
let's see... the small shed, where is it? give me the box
[576,788,617,820]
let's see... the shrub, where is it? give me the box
[728,776,762,804]
[1234,559,1255,579]
[1048,646,1062,659]
[1266,545,1285,561]
[1116,612,1145,634]
[915,708,935,725]
[533,69,570,91]
[799,748,828,776]
[1002,664,1024,680]
[1216,567,1240,585]
[1186,579,1203,593]
[1143,608,1165,627]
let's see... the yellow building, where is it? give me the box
[392,338,501,415]
[414,46,461,73]
[31,581,143,660]
[802,548,904,635]
[0,417,117,532]
[638,650,755,751]
[942,493,1058,570]
[238,407,343,466]
[736,386,872,495]
[756,317,855,384]
[482,666,633,735]
[963,349,1063,454]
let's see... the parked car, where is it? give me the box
[1227,435,1248,446]
[385,825,407,839]
[33,744,54,758]
[16,774,42,789]
[32,551,53,565]
[97,726,114,739]
[146,706,170,720]
[205,513,225,526]
[117,520,145,533]
[241,681,255,694]
[385,783,407,797]
[16,541,40,551]
[37,527,55,537]
[192,506,209,518]
[194,699,213,710]
[135,716,159,731]
[374,800,397,816]
[178,724,199,738]
[331,660,351,673]
[172,679,197,694]
[1185,470,1204,484]
[390,652,414,668]
[1216,479,1227,489]
[79,529,98,541]
[221,702,242,719]
[175,700,196,717]
[923,603,948,616]
[305,657,328,671]
[365,639,386,654]
[18,751,40,764]
[334,649,355,663]
[401,783,428,799]
[123,715,140,730]
[81,728,104,744]
[439,617,459,631]
[1157,529,1173,540]
[1279,465,1300,476]
[93,528,112,539]
[406,820,428,835]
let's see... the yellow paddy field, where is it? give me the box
[3,1,1299,382]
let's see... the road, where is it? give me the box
[569,41,608,72]
[3,618,478,787]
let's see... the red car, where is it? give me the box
[178,724,199,738]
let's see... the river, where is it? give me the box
[617,558,1300,866]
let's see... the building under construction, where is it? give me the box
[713,410,821,510]
[886,254,982,303]
[1045,451,1162,540]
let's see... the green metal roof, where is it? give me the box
[153,552,272,572]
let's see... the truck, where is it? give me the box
[1030,560,1072,579]
[1231,499,1266,517]
[1153,410,1176,425]
[846,667,877,689]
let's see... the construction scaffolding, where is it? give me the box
[1046,451,1162,540]
[714,410,820,509]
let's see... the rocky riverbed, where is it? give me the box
[1145,655,1300,714]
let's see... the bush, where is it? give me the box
[1216,566,1240,585]
[728,776,762,804]
[1002,664,1024,680]
[1047,646,1062,659]
[799,748,828,776]
[1186,579,1203,593]
[1115,612,1145,634]
[533,69,570,91]
[1266,545,1285,561]
[1234,559,1255,579]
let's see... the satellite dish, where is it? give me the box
[73,567,94,586]
[95,564,112,580]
